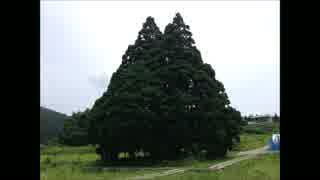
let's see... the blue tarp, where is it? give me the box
[269,138,280,151]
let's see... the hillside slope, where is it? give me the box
[40,106,68,144]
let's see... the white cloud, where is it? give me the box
[88,73,109,89]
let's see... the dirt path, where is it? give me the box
[208,154,256,170]
[236,145,269,156]
[127,168,188,180]
[208,145,271,170]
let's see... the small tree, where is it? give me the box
[60,109,90,146]
[273,113,280,122]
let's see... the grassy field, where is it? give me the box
[232,122,279,152]
[233,133,271,152]
[40,122,279,180]
[40,145,163,180]
[242,122,280,134]
[153,153,280,180]
[40,145,232,180]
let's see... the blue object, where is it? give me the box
[268,138,280,151]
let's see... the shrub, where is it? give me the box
[43,157,51,165]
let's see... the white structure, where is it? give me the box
[272,134,280,144]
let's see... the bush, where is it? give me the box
[47,137,60,146]
[242,122,279,134]
[244,128,267,134]
[199,150,208,160]
[40,144,46,150]
[43,157,51,165]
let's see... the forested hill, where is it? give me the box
[40,106,68,144]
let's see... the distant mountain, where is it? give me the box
[40,106,68,144]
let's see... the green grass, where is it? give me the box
[233,133,271,152]
[151,156,234,169]
[40,145,236,180]
[40,145,161,180]
[40,122,280,180]
[153,153,280,180]
[40,165,158,180]
[233,122,280,152]
[243,122,280,134]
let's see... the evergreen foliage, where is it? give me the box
[88,13,242,162]
[60,109,90,146]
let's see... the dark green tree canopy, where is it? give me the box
[60,108,90,146]
[88,13,242,162]
[164,13,195,48]
[121,17,162,68]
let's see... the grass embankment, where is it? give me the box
[153,153,280,180]
[234,133,271,152]
[233,122,280,151]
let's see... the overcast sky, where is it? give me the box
[41,0,279,116]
